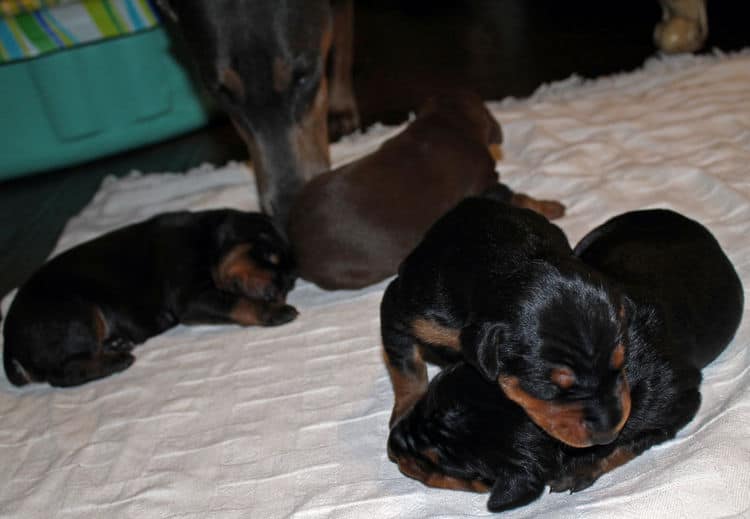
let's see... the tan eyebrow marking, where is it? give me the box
[550,366,576,389]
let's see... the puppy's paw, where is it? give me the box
[535,200,566,220]
[511,193,566,220]
[261,304,299,326]
[548,469,598,494]
[104,337,136,352]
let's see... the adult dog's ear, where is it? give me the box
[461,321,508,380]
[156,0,178,22]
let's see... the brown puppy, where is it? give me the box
[287,91,565,290]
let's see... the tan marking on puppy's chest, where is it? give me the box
[411,318,461,351]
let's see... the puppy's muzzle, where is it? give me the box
[500,375,631,448]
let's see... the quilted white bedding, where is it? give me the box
[2,50,749,518]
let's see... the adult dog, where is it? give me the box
[158,0,359,225]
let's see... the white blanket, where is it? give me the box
[2,50,749,518]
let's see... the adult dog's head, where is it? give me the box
[159,0,333,224]
[468,261,632,448]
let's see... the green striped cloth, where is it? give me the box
[0,0,160,63]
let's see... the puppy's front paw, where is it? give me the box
[548,468,599,494]
[261,304,299,326]
[104,336,135,352]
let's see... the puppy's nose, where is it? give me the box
[587,428,620,446]
[583,411,624,445]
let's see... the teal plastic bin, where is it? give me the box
[0,27,212,181]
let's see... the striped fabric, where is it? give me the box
[0,0,160,63]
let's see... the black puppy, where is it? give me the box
[387,209,743,510]
[388,362,565,512]
[554,208,743,490]
[159,0,359,225]
[381,195,632,449]
[3,210,297,388]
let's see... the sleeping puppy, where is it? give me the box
[380,195,629,449]
[387,362,565,512]
[287,91,565,290]
[3,210,298,388]
[387,209,744,510]
[552,208,744,491]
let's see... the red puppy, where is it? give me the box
[287,91,564,290]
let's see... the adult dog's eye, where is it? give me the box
[550,366,576,390]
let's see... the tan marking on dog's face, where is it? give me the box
[500,374,631,447]
[611,343,626,370]
[291,72,330,182]
[214,244,276,299]
[229,298,264,326]
[220,67,245,101]
[550,366,576,390]
[499,375,590,447]
[384,348,428,427]
[613,373,631,433]
[411,318,461,350]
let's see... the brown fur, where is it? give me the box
[289,91,564,290]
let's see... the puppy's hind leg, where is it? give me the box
[380,282,428,427]
[46,305,135,387]
[47,351,135,387]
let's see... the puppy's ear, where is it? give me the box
[156,0,178,22]
[461,322,508,380]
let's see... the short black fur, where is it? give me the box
[3,209,297,387]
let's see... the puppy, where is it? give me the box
[380,194,628,449]
[387,209,744,509]
[159,0,359,225]
[288,91,565,290]
[3,210,298,387]
[553,208,743,491]
[387,362,565,512]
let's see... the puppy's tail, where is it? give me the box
[3,350,31,386]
